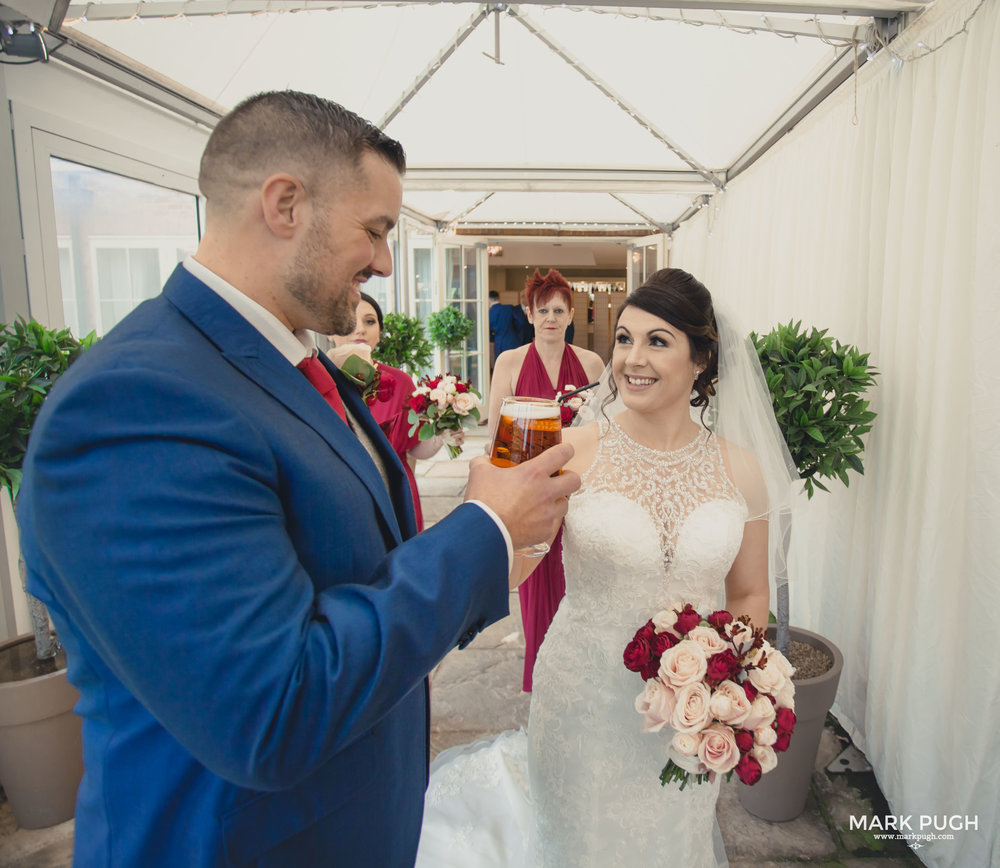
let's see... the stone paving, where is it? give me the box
[0,426,923,867]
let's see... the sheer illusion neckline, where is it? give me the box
[607,416,709,463]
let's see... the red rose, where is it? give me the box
[775,707,796,735]
[735,753,763,786]
[410,394,429,414]
[734,730,755,754]
[375,377,394,404]
[455,381,467,393]
[640,659,660,681]
[707,609,734,629]
[623,637,652,672]
[636,621,656,642]
[774,732,792,753]
[705,650,741,685]
[674,604,701,634]
[560,405,574,427]
[742,680,759,703]
[651,631,676,656]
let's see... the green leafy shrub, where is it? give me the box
[375,312,434,375]
[1,318,98,499]
[751,320,878,499]
[426,306,474,351]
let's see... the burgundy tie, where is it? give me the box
[297,354,350,427]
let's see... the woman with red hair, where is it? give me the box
[489,268,605,691]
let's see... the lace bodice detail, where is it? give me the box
[566,418,748,624]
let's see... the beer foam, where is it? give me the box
[501,399,561,420]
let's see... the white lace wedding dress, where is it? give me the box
[418,418,748,867]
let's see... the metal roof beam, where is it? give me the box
[508,6,724,190]
[403,167,718,193]
[39,26,225,127]
[59,1,923,23]
[609,193,672,233]
[378,4,491,128]
[726,33,875,181]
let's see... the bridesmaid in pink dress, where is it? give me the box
[488,269,605,690]
[329,293,458,532]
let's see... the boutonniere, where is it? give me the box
[339,353,381,405]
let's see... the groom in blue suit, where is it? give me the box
[17,91,577,867]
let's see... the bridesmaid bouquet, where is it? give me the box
[407,373,483,458]
[623,603,796,790]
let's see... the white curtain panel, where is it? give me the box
[671,0,1000,864]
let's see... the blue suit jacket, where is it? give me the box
[17,265,509,867]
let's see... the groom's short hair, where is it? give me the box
[199,90,405,215]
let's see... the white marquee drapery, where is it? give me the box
[672,0,1000,864]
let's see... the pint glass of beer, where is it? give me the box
[489,396,562,557]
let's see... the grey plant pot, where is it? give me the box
[0,634,83,829]
[737,625,844,822]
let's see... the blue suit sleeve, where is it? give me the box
[21,365,509,791]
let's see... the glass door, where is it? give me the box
[440,242,486,395]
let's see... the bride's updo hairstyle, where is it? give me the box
[606,268,720,421]
[525,268,573,312]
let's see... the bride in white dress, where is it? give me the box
[417,269,797,867]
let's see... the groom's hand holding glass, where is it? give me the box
[465,437,578,582]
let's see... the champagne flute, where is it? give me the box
[489,396,563,558]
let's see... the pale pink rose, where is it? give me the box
[698,723,741,774]
[658,640,708,688]
[453,392,477,414]
[774,682,795,710]
[442,379,457,393]
[670,682,713,734]
[754,724,777,747]
[429,388,448,408]
[725,620,756,655]
[748,657,789,697]
[668,748,707,775]
[707,679,752,727]
[634,679,677,733]
[567,396,584,411]
[752,743,778,774]
[688,625,728,656]
[770,649,795,679]
[413,385,431,396]
[651,608,680,635]
[671,731,701,757]
[742,695,777,730]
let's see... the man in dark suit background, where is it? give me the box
[17,91,577,867]
[489,289,531,363]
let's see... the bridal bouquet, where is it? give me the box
[555,383,596,426]
[624,603,796,790]
[407,373,483,458]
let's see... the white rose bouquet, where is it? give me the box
[624,602,797,790]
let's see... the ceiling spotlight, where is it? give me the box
[0,21,49,62]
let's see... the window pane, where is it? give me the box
[50,157,200,336]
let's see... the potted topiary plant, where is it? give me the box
[737,320,878,822]
[374,312,434,376]
[426,305,474,352]
[426,305,475,376]
[0,316,95,828]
